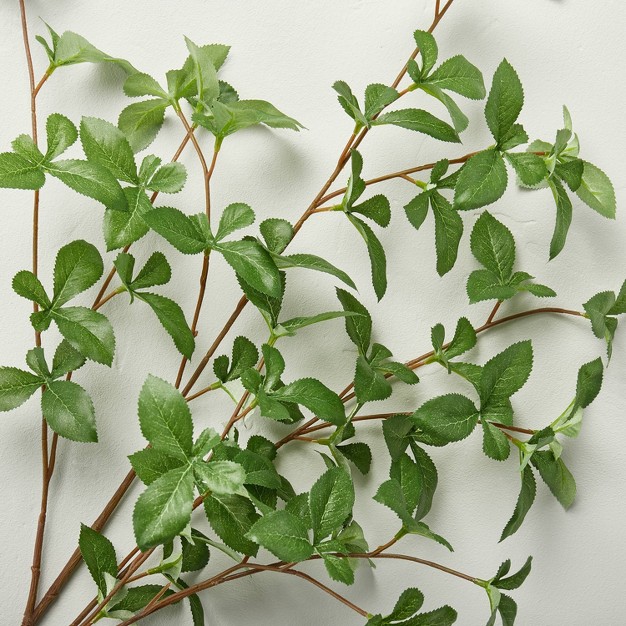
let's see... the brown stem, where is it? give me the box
[278,306,584,446]
[92,289,120,312]
[486,300,503,325]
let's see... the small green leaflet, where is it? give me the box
[454,149,508,212]
[78,524,118,595]
[412,393,479,444]
[485,59,524,145]
[500,465,536,541]
[309,467,355,543]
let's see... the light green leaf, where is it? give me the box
[42,380,97,442]
[413,30,438,75]
[215,203,255,241]
[246,510,313,562]
[194,460,246,495]
[575,161,616,218]
[185,37,221,101]
[272,378,345,425]
[53,240,103,307]
[146,162,187,194]
[216,239,281,297]
[78,524,117,595]
[46,113,78,160]
[118,99,168,153]
[310,468,355,543]
[80,117,138,184]
[374,109,460,143]
[454,149,508,211]
[470,212,515,281]
[426,55,486,99]
[364,83,399,120]
[45,159,127,211]
[0,152,45,189]
[52,306,115,366]
[226,99,303,131]
[412,393,479,443]
[133,464,194,550]
[123,72,168,99]
[0,367,43,411]
[143,207,208,254]
[485,59,524,143]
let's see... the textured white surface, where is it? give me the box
[1,1,625,624]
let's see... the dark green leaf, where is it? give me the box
[103,187,153,251]
[364,84,399,120]
[348,215,387,300]
[260,218,293,254]
[446,317,476,358]
[531,451,576,509]
[12,271,51,308]
[388,587,424,620]
[129,447,184,486]
[500,465,536,541]
[272,378,345,425]
[0,367,43,411]
[78,524,117,595]
[336,288,371,355]
[496,556,533,590]
[203,493,260,556]
[575,358,603,408]
[354,356,392,403]
[426,55,486,99]
[53,240,103,307]
[485,59,524,143]
[374,109,460,143]
[246,510,313,561]
[45,113,78,161]
[310,468,354,543]
[548,179,573,260]
[215,203,255,241]
[412,393,479,443]
[144,207,208,254]
[470,212,515,281]
[181,529,211,572]
[51,340,86,378]
[351,194,391,227]
[482,421,510,461]
[480,340,533,404]
[431,191,463,276]
[506,152,547,186]
[274,253,356,289]
[467,269,516,303]
[336,442,372,474]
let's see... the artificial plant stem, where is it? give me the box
[486,300,503,324]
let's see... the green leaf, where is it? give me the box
[485,59,524,143]
[481,421,510,461]
[412,394,479,443]
[51,340,86,378]
[389,587,424,620]
[277,311,359,337]
[136,292,195,358]
[0,152,45,189]
[575,358,603,408]
[215,203,255,241]
[350,194,391,227]
[575,161,616,218]
[364,84,399,120]
[184,36,221,101]
[336,288,371,355]
[203,493,260,556]
[246,510,313,562]
[53,240,103,307]
[118,99,168,153]
[531,451,576,509]
[215,336,259,382]
[336,442,372,475]
[480,340,533,404]
[0,367,43,411]
[42,380,97,442]
[216,240,281,297]
[333,81,366,127]
[194,460,246,495]
[272,378,345,425]
[321,553,355,585]
[408,606,458,625]
[78,524,117,595]
[227,99,303,131]
[467,269,516,304]
[12,271,51,308]
[123,72,168,98]
[355,356,391,403]
[79,117,138,184]
[45,113,78,160]
[496,556,533,590]
[133,464,195,550]
[52,306,115,366]
[471,212,515,281]
[548,179,573,260]
[181,529,211,572]
[348,215,387,300]
[505,152,547,187]
[11,135,44,165]
[420,85,469,133]
[129,447,184,486]
[145,162,187,194]
[404,192,430,231]
[260,218,293,254]
[413,30,438,75]
[431,192,463,276]
[50,30,137,73]
[273,253,355,289]
[426,55,486,99]
[130,252,171,290]
[138,375,193,460]
[103,187,153,250]
[144,207,208,254]
[446,317,477,358]
[500,465,536,541]
[310,468,355,543]
[45,159,127,211]
[454,149,508,211]
[374,109,460,143]
[109,585,174,615]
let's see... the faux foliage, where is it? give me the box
[1,2,620,625]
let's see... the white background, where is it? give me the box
[1,1,625,624]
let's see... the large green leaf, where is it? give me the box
[480,340,533,405]
[53,240,103,307]
[485,59,524,143]
[271,378,345,425]
[203,493,260,556]
[118,99,168,153]
[309,468,354,543]
[246,510,313,561]
[374,109,460,143]
[0,367,43,411]
[103,187,153,250]
[412,394,479,443]
[78,524,117,595]
[426,55,486,99]
[454,149,508,211]
[143,207,208,254]
[0,152,45,189]
[42,380,97,442]
[575,161,616,218]
[470,212,515,281]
